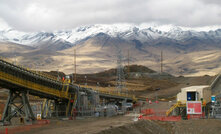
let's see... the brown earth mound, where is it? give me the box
[98,119,221,134]
[98,120,170,134]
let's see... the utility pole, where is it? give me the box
[57,69,60,81]
[128,50,130,78]
[161,50,163,73]
[74,49,77,83]
[85,75,87,87]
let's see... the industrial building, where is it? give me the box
[177,85,211,104]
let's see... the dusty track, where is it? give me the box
[18,116,134,134]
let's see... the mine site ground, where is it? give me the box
[8,103,221,134]
[2,101,221,134]
[0,65,220,134]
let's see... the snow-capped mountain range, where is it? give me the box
[1,24,221,47]
[2,24,221,76]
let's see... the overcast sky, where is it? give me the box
[0,0,221,32]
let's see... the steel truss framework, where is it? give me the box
[0,58,137,126]
[0,90,35,125]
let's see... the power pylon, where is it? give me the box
[116,50,127,94]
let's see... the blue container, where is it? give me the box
[187,92,192,101]
[211,96,216,102]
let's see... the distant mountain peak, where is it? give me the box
[168,26,183,32]
[0,24,221,48]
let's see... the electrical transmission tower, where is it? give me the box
[116,50,127,94]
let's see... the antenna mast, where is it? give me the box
[161,50,163,73]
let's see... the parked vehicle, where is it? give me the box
[126,103,133,111]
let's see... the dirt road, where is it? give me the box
[15,116,221,134]
[19,116,134,134]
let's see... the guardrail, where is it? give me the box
[0,71,69,99]
[79,85,137,101]
[93,89,136,101]
[0,57,58,82]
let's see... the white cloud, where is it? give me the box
[0,18,10,29]
[0,0,221,32]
